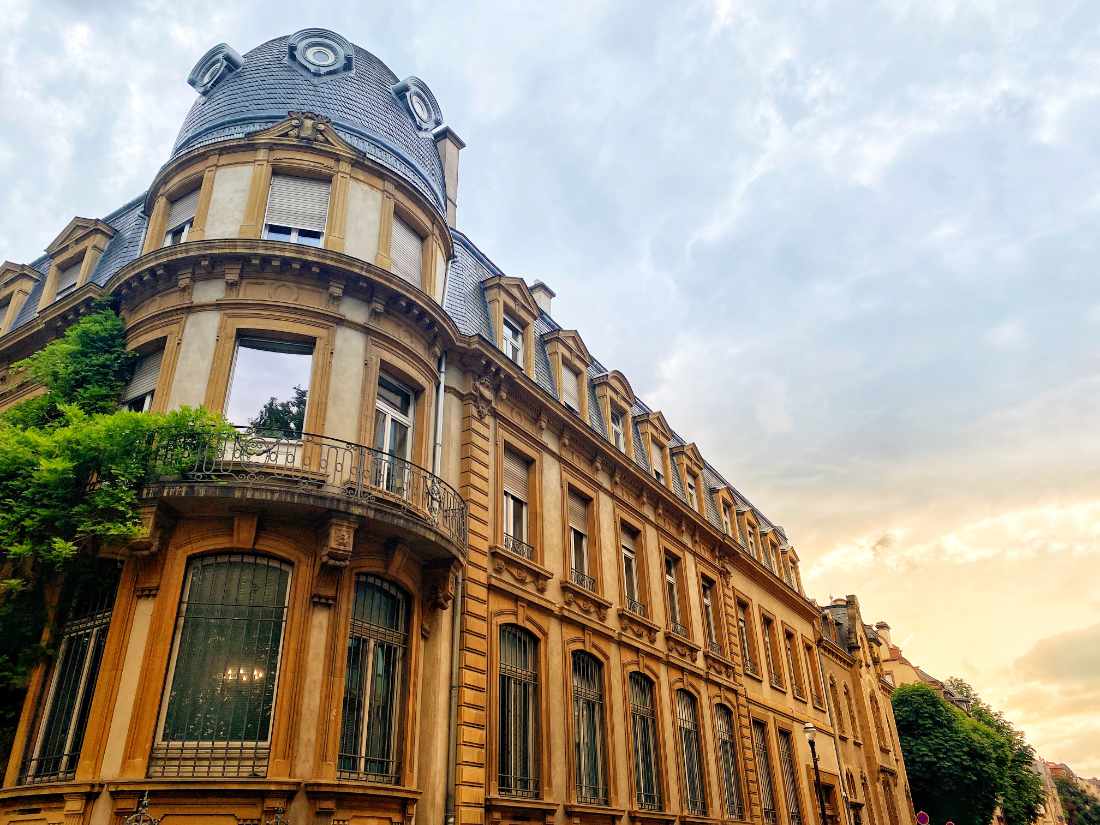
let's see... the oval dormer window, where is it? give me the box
[288,29,354,78]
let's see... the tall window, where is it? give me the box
[572,652,608,805]
[225,337,314,437]
[649,439,665,484]
[561,365,581,412]
[152,553,291,777]
[502,448,532,559]
[610,410,626,451]
[22,565,120,784]
[339,575,409,784]
[390,215,423,286]
[737,600,759,675]
[373,374,415,495]
[777,728,804,825]
[701,578,720,654]
[752,719,779,825]
[499,625,540,798]
[804,642,824,706]
[715,704,745,819]
[745,525,759,560]
[676,690,707,815]
[882,778,901,825]
[870,692,889,749]
[502,317,524,365]
[829,678,847,736]
[568,491,594,591]
[55,261,80,301]
[163,188,199,246]
[664,556,686,636]
[721,503,733,536]
[263,174,329,246]
[621,527,645,616]
[844,686,859,741]
[862,776,879,825]
[784,629,806,699]
[122,346,164,412]
[685,474,698,509]
[761,615,784,688]
[629,673,661,811]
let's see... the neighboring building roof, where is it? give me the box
[173,35,447,214]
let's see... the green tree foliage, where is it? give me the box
[1057,777,1100,825]
[892,682,1011,825]
[249,385,307,438]
[0,309,230,755]
[945,678,1045,825]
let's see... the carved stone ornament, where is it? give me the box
[124,503,176,558]
[620,612,659,644]
[286,111,331,142]
[704,651,736,680]
[561,584,609,621]
[473,374,496,420]
[314,516,358,606]
[424,560,459,611]
[490,549,550,594]
[667,635,697,662]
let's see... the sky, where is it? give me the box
[1,0,1098,776]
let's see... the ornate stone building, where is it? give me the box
[0,29,915,825]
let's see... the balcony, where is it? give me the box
[144,425,467,559]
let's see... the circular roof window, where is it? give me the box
[392,77,443,132]
[187,43,244,95]
[288,29,353,77]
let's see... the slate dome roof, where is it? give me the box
[173,32,447,214]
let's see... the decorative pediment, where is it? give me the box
[592,369,635,406]
[542,328,592,366]
[249,112,358,155]
[672,441,704,472]
[0,261,40,291]
[46,217,116,256]
[635,410,672,443]
[481,275,539,323]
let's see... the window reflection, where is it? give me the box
[225,337,314,438]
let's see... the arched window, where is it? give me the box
[869,692,888,747]
[571,651,608,804]
[498,625,540,798]
[777,728,804,825]
[629,673,661,810]
[881,777,901,825]
[844,685,859,740]
[751,719,779,825]
[338,574,409,784]
[862,775,878,825]
[676,690,706,815]
[715,704,745,819]
[22,563,120,783]
[829,677,847,736]
[152,553,291,777]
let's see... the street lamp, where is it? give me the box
[804,723,830,825]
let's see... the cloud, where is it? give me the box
[984,319,1028,350]
[1014,623,1100,687]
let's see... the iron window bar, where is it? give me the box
[147,425,468,549]
[668,620,690,639]
[715,705,745,819]
[629,673,662,811]
[707,640,724,657]
[150,553,291,778]
[503,533,535,561]
[338,575,409,784]
[21,567,120,785]
[572,652,608,805]
[752,719,779,825]
[778,729,805,825]
[676,691,707,816]
[498,625,540,798]
[570,568,597,592]
[626,598,648,618]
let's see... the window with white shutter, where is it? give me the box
[123,348,164,412]
[560,366,580,411]
[54,262,81,300]
[163,189,200,246]
[390,216,423,286]
[263,175,330,247]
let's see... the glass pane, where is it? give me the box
[226,339,313,437]
[373,409,387,452]
[264,225,293,240]
[297,229,323,247]
[389,420,409,459]
[377,376,412,415]
[623,554,637,601]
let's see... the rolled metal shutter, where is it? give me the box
[124,349,163,402]
[166,189,200,230]
[567,491,588,535]
[55,262,81,295]
[391,216,423,286]
[561,367,580,410]
[620,527,636,553]
[503,449,529,501]
[265,175,331,232]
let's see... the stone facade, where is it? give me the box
[0,29,915,825]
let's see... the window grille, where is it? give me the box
[629,673,661,811]
[676,690,707,815]
[150,553,291,778]
[571,652,607,805]
[390,215,423,286]
[715,704,745,819]
[338,575,409,784]
[22,565,120,784]
[55,262,80,299]
[499,625,540,798]
[752,719,779,825]
[777,729,804,825]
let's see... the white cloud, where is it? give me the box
[984,318,1028,350]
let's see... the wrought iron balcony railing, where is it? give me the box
[626,598,648,618]
[147,426,467,549]
[707,640,724,657]
[668,620,690,638]
[570,568,597,592]
[503,533,535,560]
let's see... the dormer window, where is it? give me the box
[263,175,330,248]
[561,365,581,412]
[163,189,199,247]
[502,316,524,366]
[649,439,665,485]
[686,475,698,509]
[54,262,80,301]
[721,503,733,536]
[610,410,626,451]
[390,215,424,287]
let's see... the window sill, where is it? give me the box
[0,781,101,800]
[560,578,613,621]
[703,649,737,681]
[303,780,421,799]
[627,809,677,823]
[618,606,660,644]
[487,796,558,813]
[490,545,553,594]
[743,667,764,683]
[565,802,627,818]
